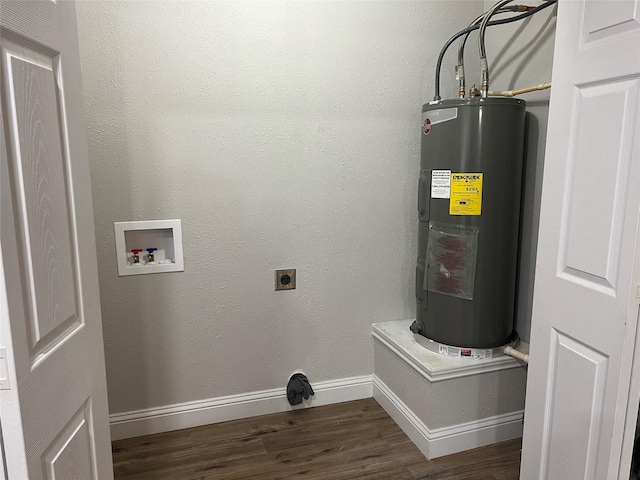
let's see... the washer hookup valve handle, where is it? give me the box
[131,249,143,264]
[146,248,157,264]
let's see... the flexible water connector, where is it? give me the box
[432,1,557,101]
[457,12,485,99]
[457,6,531,99]
[478,0,516,96]
[455,64,465,98]
[480,57,489,97]
[488,82,551,97]
[504,345,529,364]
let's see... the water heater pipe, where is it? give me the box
[488,82,551,97]
[504,345,529,363]
[457,5,532,98]
[432,0,557,101]
[478,0,516,97]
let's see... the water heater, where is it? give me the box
[411,97,526,350]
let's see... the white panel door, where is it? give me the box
[0,1,113,479]
[520,0,640,479]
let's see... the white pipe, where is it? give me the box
[488,82,551,97]
[504,345,529,364]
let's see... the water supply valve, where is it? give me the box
[146,248,157,264]
[131,249,143,265]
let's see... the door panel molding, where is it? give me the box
[558,75,639,296]
[541,329,608,478]
[1,1,113,477]
[42,398,95,480]
[581,0,640,46]
[2,36,85,370]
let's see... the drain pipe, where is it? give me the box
[504,345,529,364]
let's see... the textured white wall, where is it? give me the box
[482,1,557,343]
[76,0,482,414]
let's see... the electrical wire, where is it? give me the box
[433,0,557,101]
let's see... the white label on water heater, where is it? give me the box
[422,108,458,126]
[431,170,451,198]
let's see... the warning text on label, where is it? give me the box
[431,169,451,199]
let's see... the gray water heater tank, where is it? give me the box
[412,97,526,349]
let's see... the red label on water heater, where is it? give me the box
[423,118,432,135]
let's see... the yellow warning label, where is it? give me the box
[449,173,483,215]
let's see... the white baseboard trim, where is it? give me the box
[110,372,523,456]
[109,375,373,441]
[373,375,524,459]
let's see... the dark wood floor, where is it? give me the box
[112,398,521,479]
